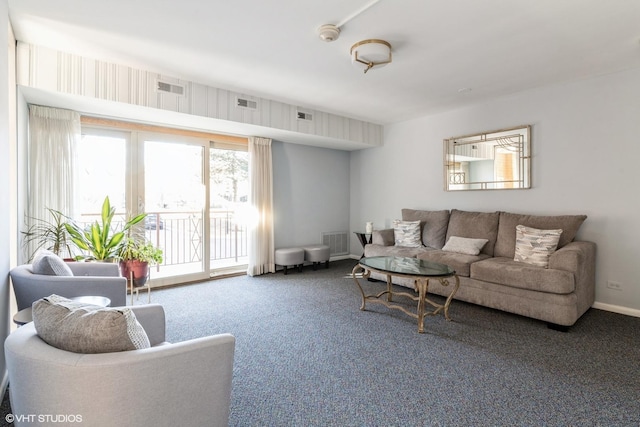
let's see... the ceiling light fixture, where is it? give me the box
[350,39,392,73]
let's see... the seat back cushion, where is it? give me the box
[401,209,450,249]
[445,210,500,256]
[31,249,73,276]
[494,212,587,258]
[32,294,150,353]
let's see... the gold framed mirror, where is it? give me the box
[443,125,531,191]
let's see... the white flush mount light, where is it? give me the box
[317,24,340,42]
[350,39,392,73]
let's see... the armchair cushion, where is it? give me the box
[33,295,150,353]
[31,249,73,276]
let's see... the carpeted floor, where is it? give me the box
[3,259,640,426]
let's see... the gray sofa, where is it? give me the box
[364,209,596,329]
[5,304,236,427]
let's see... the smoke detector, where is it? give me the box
[317,24,340,42]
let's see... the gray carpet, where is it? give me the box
[3,259,640,426]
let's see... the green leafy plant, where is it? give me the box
[117,238,163,264]
[65,196,146,261]
[22,208,77,261]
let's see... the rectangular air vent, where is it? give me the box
[322,231,349,256]
[236,97,258,110]
[156,80,185,96]
[297,111,313,121]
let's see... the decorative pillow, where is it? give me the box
[442,236,489,256]
[32,294,150,354]
[392,220,422,248]
[514,225,563,268]
[31,249,73,276]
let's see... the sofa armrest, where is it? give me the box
[372,228,394,246]
[67,262,121,277]
[128,304,166,346]
[549,240,596,314]
[549,241,595,274]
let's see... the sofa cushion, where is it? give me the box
[392,220,422,248]
[401,209,450,249]
[371,228,395,246]
[364,244,431,258]
[470,257,575,294]
[417,250,491,277]
[442,236,488,256]
[445,209,500,256]
[494,212,587,258]
[31,249,73,276]
[514,225,562,268]
[32,294,150,354]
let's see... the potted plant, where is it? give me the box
[117,238,163,287]
[65,196,147,261]
[22,208,78,261]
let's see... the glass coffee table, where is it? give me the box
[351,256,460,333]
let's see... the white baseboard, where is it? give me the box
[592,302,640,318]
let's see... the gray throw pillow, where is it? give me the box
[31,249,73,276]
[32,294,150,354]
[442,236,489,256]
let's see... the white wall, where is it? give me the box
[273,140,350,249]
[0,0,13,395]
[350,67,640,314]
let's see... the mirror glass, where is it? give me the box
[444,125,531,191]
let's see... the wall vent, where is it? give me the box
[236,97,258,110]
[297,111,313,121]
[156,80,185,96]
[321,231,349,256]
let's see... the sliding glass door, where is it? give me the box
[78,125,248,286]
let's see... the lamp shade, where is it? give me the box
[350,39,392,73]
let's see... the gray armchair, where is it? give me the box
[5,304,236,427]
[9,262,127,310]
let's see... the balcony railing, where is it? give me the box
[78,209,248,272]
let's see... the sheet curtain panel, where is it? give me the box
[26,105,80,261]
[247,137,275,276]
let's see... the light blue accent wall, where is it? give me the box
[272,140,350,250]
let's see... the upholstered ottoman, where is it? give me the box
[302,244,330,270]
[275,247,304,275]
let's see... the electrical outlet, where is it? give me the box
[607,281,623,291]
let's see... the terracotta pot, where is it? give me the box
[119,260,150,287]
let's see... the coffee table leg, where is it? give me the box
[351,264,368,311]
[416,278,428,333]
[442,275,460,321]
[386,274,393,302]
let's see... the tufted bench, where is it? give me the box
[302,244,330,270]
[275,247,304,275]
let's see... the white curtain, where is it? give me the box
[247,137,275,276]
[26,105,80,258]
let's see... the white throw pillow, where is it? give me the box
[392,220,422,248]
[442,236,489,256]
[514,225,563,268]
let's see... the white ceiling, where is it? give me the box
[7,0,640,126]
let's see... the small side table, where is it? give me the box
[353,232,372,259]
